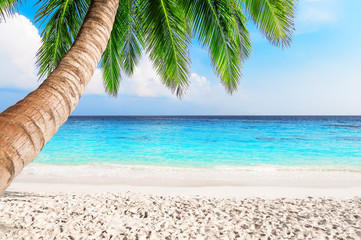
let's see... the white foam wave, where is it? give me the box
[22,163,361,178]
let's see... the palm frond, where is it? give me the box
[0,0,24,22]
[233,3,252,61]
[185,0,247,93]
[118,0,143,77]
[100,0,143,96]
[101,36,122,96]
[100,5,123,96]
[242,0,296,48]
[35,0,89,79]
[140,0,191,97]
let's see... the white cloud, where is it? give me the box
[0,15,218,102]
[85,56,174,97]
[85,69,106,95]
[184,73,223,103]
[187,73,211,96]
[84,56,252,113]
[0,15,243,105]
[0,15,173,99]
[120,56,174,98]
[0,14,41,90]
[86,56,218,100]
[85,56,235,103]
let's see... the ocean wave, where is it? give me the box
[326,124,361,130]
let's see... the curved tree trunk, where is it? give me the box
[0,0,119,194]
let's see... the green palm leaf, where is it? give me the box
[101,35,122,96]
[0,0,24,22]
[31,0,295,97]
[242,0,296,47]
[140,0,191,97]
[101,0,143,96]
[118,0,143,77]
[185,0,248,93]
[101,6,123,96]
[233,3,252,61]
[35,0,89,79]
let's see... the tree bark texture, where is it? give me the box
[0,0,119,194]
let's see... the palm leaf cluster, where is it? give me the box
[1,0,296,97]
[35,0,90,79]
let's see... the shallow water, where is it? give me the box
[33,116,361,171]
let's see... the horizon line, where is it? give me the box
[69,114,361,117]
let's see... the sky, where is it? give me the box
[0,0,361,115]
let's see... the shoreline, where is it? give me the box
[7,164,361,198]
[8,182,361,199]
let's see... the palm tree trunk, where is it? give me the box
[0,0,119,194]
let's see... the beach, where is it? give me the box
[2,116,361,239]
[0,0,360,236]
[1,192,361,239]
[1,168,361,239]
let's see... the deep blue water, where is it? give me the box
[34,116,361,168]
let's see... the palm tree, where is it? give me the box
[0,0,296,194]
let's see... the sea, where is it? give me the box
[26,116,361,176]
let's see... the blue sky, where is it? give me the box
[1,0,361,115]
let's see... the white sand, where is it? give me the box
[1,192,361,239]
[1,167,361,239]
[7,166,361,198]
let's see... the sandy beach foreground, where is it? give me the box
[1,192,360,239]
[1,169,361,239]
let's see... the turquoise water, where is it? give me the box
[34,116,361,169]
